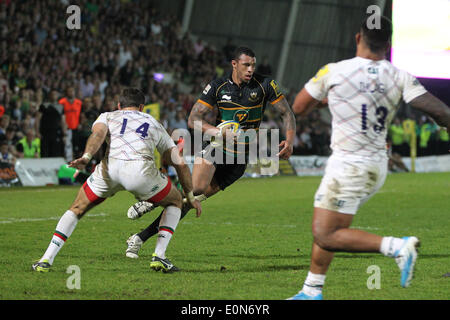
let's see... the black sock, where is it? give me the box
[137,203,191,242]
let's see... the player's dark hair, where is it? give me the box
[119,88,145,108]
[232,46,256,61]
[360,15,392,53]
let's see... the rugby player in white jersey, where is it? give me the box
[32,88,201,273]
[288,16,450,300]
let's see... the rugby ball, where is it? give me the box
[211,120,241,147]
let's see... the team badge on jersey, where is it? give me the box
[203,84,211,95]
[270,80,281,97]
[233,109,249,123]
[249,91,258,102]
[312,64,330,83]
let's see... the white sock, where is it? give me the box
[41,210,79,265]
[380,236,405,257]
[154,206,181,259]
[302,271,326,296]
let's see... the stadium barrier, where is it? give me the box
[289,156,328,176]
[4,154,448,188]
[14,158,67,187]
[289,155,450,176]
[402,154,450,173]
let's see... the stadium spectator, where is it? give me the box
[0,140,15,164]
[256,56,273,76]
[0,71,8,102]
[437,125,449,154]
[79,74,95,99]
[418,117,435,156]
[3,127,19,157]
[16,128,40,158]
[0,113,9,136]
[0,0,334,159]
[169,109,188,131]
[222,37,237,62]
[297,126,313,155]
[389,117,408,156]
[38,89,66,157]
[59,87,82,161]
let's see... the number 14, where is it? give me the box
[120,118,150,138]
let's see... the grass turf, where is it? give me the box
[0,172,449,300]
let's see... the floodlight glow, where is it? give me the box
[391,0,450,79]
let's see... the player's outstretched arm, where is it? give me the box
[292,88,321,117]
[409,92,450,134]
[164,147,202,217]
[272,96,296,159]
[69,123,108,170]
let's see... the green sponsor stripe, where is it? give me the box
[54,230,68,241]
[159,226,175,234]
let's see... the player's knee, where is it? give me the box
[312,223,334,250]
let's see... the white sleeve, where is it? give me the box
[400,71,428,104]
[92,112,108,129]
[156,123,176,154]
[304,63,335,101]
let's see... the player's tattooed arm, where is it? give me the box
[409,92,450,132]
[272,96,296,141]
[272,96,296,159]
[188,101,218,136]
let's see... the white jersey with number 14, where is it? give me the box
[93,110,175,161]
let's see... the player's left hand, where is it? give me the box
[277,140,293,160]
[69,157,90,170]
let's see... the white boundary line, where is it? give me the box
[0,213,108,224]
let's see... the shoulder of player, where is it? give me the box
[252,72,272,86]
[208,75,229,88]
[137,111,163,128]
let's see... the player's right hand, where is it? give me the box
[189,199,202,218]
[68,157,89,170]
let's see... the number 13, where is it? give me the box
[361,104,388,134]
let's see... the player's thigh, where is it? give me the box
[192,156,216,193]
[153,183,182,208]
[204,176,221,197]
[358,161,388,208]
[314,156,386,215]
[212,163,246,191]
[85,161,122,199]
[113,160,170,201]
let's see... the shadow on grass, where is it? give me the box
[202,253,303,260]
[180,264,309,273]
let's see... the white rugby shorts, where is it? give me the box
[83,158,171,204]
[313,154,388,214]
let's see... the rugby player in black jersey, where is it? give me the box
[125,47,296,260]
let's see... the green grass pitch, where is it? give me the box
[0,173,449,300]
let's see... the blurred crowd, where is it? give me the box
[388,116,449,157]
[0,0,446,168]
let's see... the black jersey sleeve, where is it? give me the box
[265,78,284,104]
[197,80,218,110]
